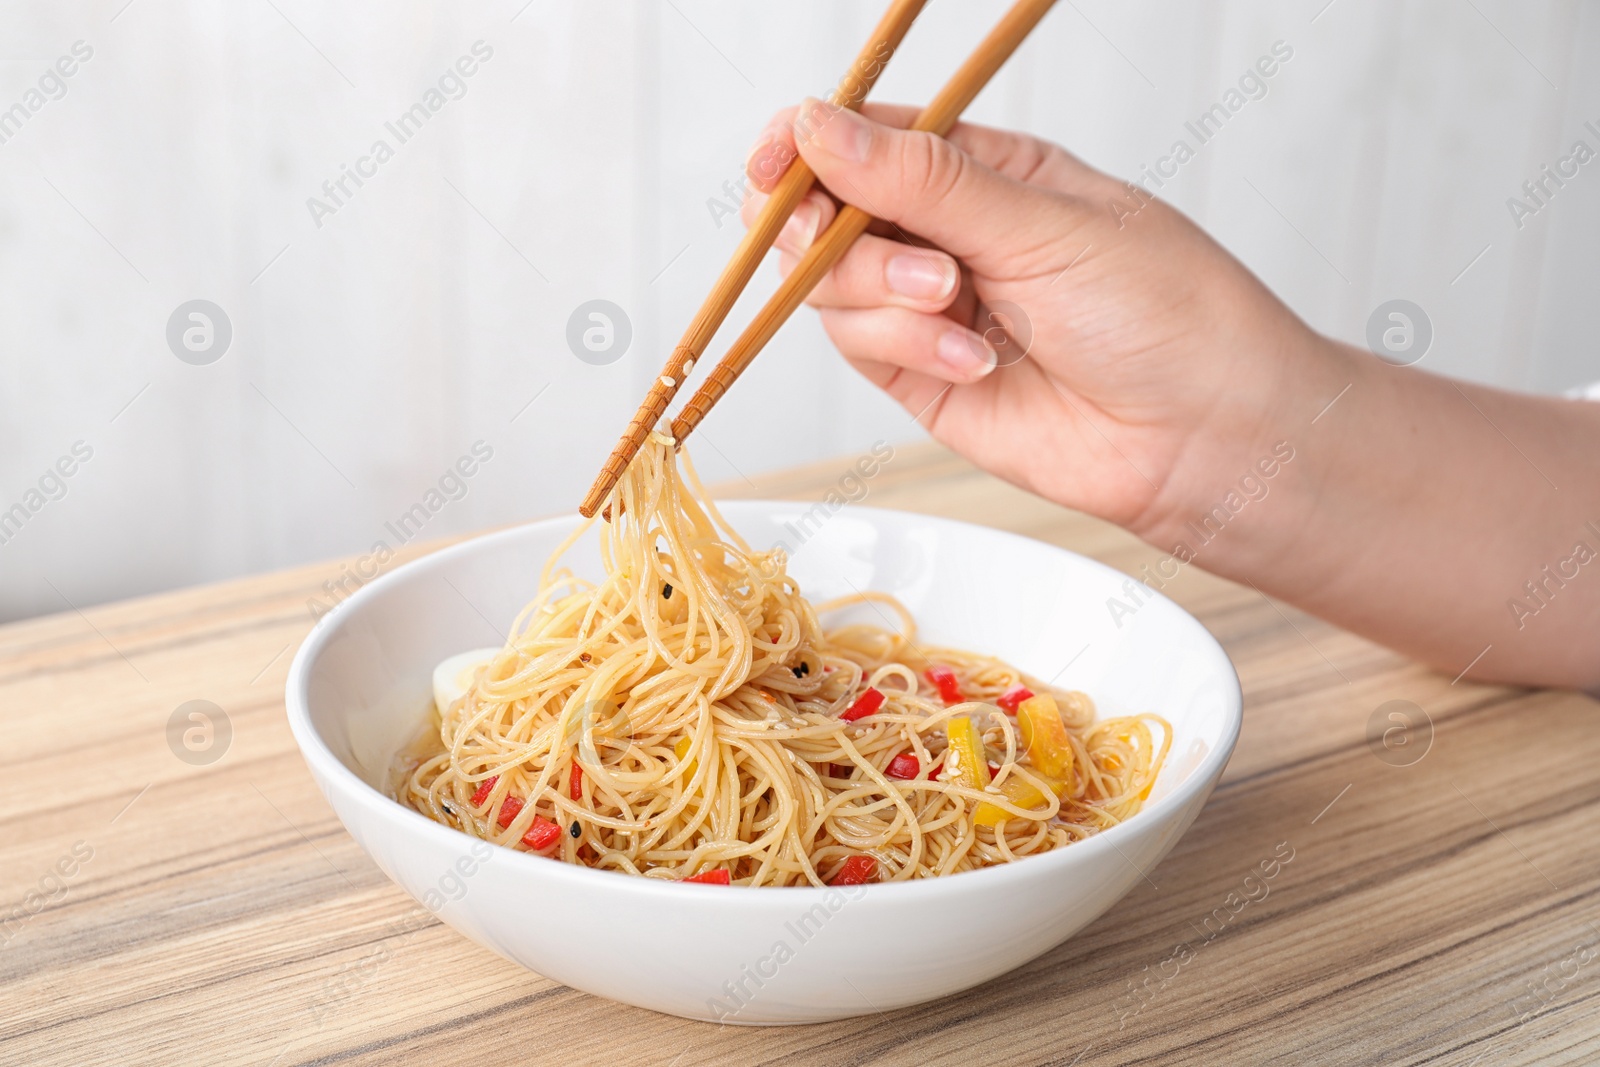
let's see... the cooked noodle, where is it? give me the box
[394,437,1168,886]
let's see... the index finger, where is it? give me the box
[745,101,1110,197]
[746,107,802,193]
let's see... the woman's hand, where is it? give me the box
[741,100,1600,690]
[741,99,1343,545]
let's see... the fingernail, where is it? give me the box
[780,201,820,250]
[747,137,794,185]
[886,254,957,301]
[745,137,773,176]
[797,97,872,162]
[936,327,996,379]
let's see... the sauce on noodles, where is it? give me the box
[393,437,1167,886]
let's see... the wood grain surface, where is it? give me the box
[3,443,1596,1067]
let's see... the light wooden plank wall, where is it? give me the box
[0,0,1593,623]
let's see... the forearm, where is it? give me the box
[753,101,1599,687]
[1147,337,1600,689]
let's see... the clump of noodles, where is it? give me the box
[395,436,1168,886]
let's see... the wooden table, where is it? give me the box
[4,444,1597,1066]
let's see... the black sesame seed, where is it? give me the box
[662,582,673,599]
[570,821,581,838]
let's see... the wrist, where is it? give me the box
[1129,324,1358,572]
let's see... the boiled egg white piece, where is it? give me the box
[432,647,499,715]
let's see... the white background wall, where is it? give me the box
[1,0,1596,622]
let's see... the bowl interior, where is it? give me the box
[301,502,1236,820]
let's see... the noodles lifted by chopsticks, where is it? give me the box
[395,436,1168,887]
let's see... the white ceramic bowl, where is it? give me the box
[285,503,1241,1024]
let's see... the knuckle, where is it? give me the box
[1015,139,1060,184]
[832,248,872,298]
[817,307,850,341]
[792,98,835,141]
[897,132,969,206]
[809,262,852,308]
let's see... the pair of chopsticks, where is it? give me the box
[579,0,1059,519]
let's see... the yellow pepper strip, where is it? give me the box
[974,773,1066,827]
[944,716,991,790]
[1018,694,1075,779]
[675,736,697,780]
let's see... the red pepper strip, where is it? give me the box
[522,816,562,851]
[496,795,524,828]
[829,855,878,886]
[988,763,1001,779]
[925,666,963,705]
[684,869,730,885]
[886,753,920,780]
[841,687,885,722]
[569,764,583,801]
[470,775,499,808]
[997,685,1035,713]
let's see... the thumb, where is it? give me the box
[789,97,1093,268]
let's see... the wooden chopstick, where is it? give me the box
[670,0,1058,449]
[579,0,929,519]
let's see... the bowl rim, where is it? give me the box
[284,501,1242,903]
